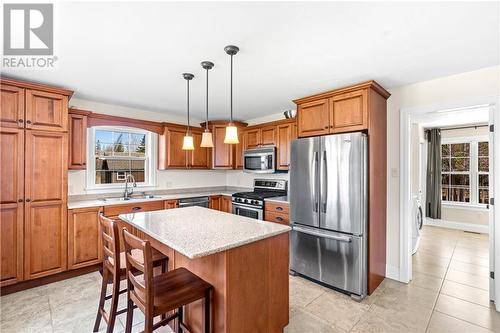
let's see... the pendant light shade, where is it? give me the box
[182,73,195,151]
[224,45,240,144]
[200,61,214,148]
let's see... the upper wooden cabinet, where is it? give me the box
[261,126,277,146]
[67,207,103,270]
[294,81,390,138]
[276,122,296,170]
[245,128,261,149]
[158,125,210,169]
[205,121,247,170]
[1,84,24,128]
[188,131,210,169]
[68,109,89,170]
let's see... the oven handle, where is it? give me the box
[233,203,263,212]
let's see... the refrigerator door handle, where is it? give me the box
[293,225,352,243]
[321,150,328,213]
[312,151,319,212]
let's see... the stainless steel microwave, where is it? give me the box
[243,147,276,173]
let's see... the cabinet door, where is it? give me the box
[260,126,276,146]
[234,130,244,169]
[24,131,68,279]
[221,196,232,213]
[212,125,233,169]
[297,99,330,137]
[189,131,209,169]
[164,200,178,209]
[1,84,24,128]
[68,207,103,270]
[276,123,295,170]
[209,196,221,210]
[0,128,24,286]
[167,127,188,168]
[25,89,68,132]
[246,128,261,149]
[68,113,87,169]
[330,90,368,133]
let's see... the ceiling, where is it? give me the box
[3,1,498,121]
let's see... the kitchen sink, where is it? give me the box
[101,195,161,202]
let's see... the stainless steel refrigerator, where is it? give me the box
[290,132,367,299]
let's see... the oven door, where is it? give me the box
[232,203,263,220]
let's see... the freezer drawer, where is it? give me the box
[290,225,366,296]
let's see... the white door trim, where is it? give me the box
[399,96,499,310]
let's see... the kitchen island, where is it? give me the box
[119,206,291,333]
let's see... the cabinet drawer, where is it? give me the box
[104,200,164,217]
[265,201,289,214]
[264,211,289,225]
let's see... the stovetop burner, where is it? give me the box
[232,179,288,208]
[232,190,285,200]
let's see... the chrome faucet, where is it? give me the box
[124,174,137,200]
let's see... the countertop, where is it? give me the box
[119,206,291,259]
[264,196,289,204]
[67,190,237,210]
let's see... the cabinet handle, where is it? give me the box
[276,206,283,211]
[18,199,23,202]
[26,120,32,124]
[275,217,284,221]
[132,207,141,211]
[25,198,31,202]
[18,119,23,123]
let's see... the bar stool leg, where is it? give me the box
[106,275,120,333]
[177,306,183,333]
[93,267,108,332]
[124,298,134,333]
[144,315,154,333]
[203,289,211,333]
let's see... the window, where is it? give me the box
[441,138,489,206]
[87,126,156,189]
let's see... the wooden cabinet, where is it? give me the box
[103,200,164,217]
[245,128,261,149]
[68,207,103,270]
[276,122,296,170]
[207,121,247,170]
[24,130,68,280]
[0,128,24,286]
[264,201,289,225]
[166,127,188,168]
[296,99,330,137]
[234,130,244,169]
[260,126,276,146]
[209,195,221,210]
[68,111,88,170]
[164,200,178,209]
[221,195,232,213]
[188,131,210,169]
[25,89,68,132]
[1,84,24,128]
[330,90,367,133]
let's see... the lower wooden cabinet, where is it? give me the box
[221,195,232,213]
[164,199,178,209]
[264,201,290,226]
[209,195,221,210]
[24,201,68,280]
[1,205,24,286]
[67,207,103,270]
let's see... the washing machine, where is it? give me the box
[412,198,423,255]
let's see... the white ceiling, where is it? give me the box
[3,1,498,121]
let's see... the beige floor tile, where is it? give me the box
[289,275,325,308]
[445,269,489,290]
[454,246,489,259]
[412,261,448,278]
[368,300,432,332]
[427,311,493,333]
[285,308,341,333]
[304,289,370,332]
[412,252,451,268]
[418,247,454,259]
[410,271,444,292]
[440,280,491,307]
[375,281,438,310]
[352,311,425,333]
[435,294,500,331]
[449,259,490,277]
[453,251,490,266]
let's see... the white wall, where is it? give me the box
[386,65,499,278]
[226,170,289,189]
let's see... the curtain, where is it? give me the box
[426,129,442,219]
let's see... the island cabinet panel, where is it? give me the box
[0,128,24,286]
[221,195,232,213]
[164,199,178,209]
[330,89,368,133]
[67,207,103,270]
[297,98,330,137]
[25,89,68,132]
[188,131,210,169]
[1,84,24,128]
[68,112,87,169]
[209,195,221,210]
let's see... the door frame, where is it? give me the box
[399,96,499,311]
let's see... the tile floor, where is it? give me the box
[1,225,498,332]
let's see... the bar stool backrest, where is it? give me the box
[98,214,121,276]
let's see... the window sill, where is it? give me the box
[442,202,489,211]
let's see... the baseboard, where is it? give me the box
[385,264,400,281]
[424,218,489,234]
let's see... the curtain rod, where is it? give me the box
[439,124,488,131]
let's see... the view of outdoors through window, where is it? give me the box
[94,129,147,184]
[478,141,489,204]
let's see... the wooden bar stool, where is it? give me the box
[122,228,213,333]
[93,215,169,333]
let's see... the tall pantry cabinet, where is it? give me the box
[0,78,73,286]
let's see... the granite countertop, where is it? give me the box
[67,189,242,210]
[119,206,291,259]
[264,196,289,204]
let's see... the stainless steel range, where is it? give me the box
[232,179,287,220]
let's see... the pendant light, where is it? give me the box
[182,73,195,150]
[200,61,214,148]
[224,45,240,144]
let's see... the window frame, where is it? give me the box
[441,135,489,208]
[86,125,157,191]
